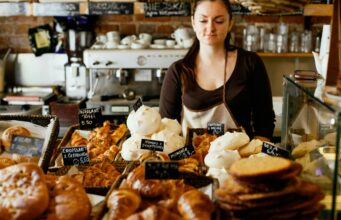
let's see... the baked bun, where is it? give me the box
[0,163,49,220]
[2,126,31,151]
[126,164,168,198]
[11,153,39,164]
[127,105,161,136]
[0,157,16,169]
[45,175,91,220]
[126,205,182,220]
[177,189,213,220]
[238,139,263,157]
[107,189,141,219]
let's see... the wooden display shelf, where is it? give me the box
[303,4,333,16]
[258,52,313,57]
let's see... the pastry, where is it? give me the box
[0,163,49,220]
[209,131,249,152]
[0,157,16,169]
[2,126,31,151]
[126,205,182,220]
[204,149,240,169]
[127,105,161,136]
[107,189,141,219]
[11,153,39,164]
[238,139,263,157]
[121,134,150,161]
[126,164,168,198]
[159,118,182,134]
[45,175,91,220]
[291,139,320,158]
[110,123,128,144]
[229,156,292,179]
[70,131,88,146]
[151,130,185,154]
[177,189,213,220]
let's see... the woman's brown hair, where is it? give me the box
[180,0,235,90]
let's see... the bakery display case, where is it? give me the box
[281,75,341,219]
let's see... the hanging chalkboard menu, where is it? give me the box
[144,2,191,17]
[89,2,134,15]
[10,135,44,156]
[32,3,80,16]
[0,3,29,16]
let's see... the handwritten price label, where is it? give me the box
[261,142,290,158]
[78,107,103,129]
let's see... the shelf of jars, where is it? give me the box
[0,2,334,17]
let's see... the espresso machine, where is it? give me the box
[83,49,187,121]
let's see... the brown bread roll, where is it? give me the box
[2,126,31,151]
[0,163,49,220]
[45,175,91,220]
[107,189,141,219]
[177,189,213,220]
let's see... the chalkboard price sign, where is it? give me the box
[141,139,164,152]
[169,145,195,160]
[78,107,103,130]
[89,2,134,15]
[33,3,80,16]
[145,161,179,179]
[261,142,290,158]
[61,146,90,166]
[10,135,44,156]
[207,122,224,135]
[133,97,143,112]
[144,2,191,17]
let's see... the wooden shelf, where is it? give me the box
[0,2,335,16]
[258,53,313,57]
[303,4,333,16]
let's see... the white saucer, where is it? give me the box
[150,44,166,49]
[117,44,130,49]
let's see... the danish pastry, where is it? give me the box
[107,189,141,219]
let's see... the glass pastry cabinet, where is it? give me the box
[281,75,341,219]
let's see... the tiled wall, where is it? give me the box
[0,14,330,53]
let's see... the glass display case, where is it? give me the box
[281,75,341,220]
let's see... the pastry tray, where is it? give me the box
[0,114,59,173]
[47,160,137,196]
[94,169,219,220]
[49,123,128,168]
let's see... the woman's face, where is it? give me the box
[192,0,233,47]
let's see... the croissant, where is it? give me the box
[111,124,128,144]
[126,165,167,198]
[107,189,141,220]
[126,205,182,220]
[70,131,88,146]
[177,189,213,220]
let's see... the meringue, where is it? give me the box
[127,105,161,136]
[121,134,149,161]
[158,118,182,134]
[151,130,185,154]
[209,132,250,152]
[204,149,241,169]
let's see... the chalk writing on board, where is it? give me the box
[144,2,191,17]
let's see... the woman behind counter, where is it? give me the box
[159,0,275,141]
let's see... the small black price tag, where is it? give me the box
[261,142,290,158]
[78,107,103,129]
[132,97,143,112]
[169,145,195,160]
[207,122,224,135]
[145,161,179,179]
[61,146,90,166]
[10,135,44,156]
[141,139,164,152]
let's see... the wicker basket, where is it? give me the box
[0,114,59,173]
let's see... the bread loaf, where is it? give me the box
[0,163,49,220]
